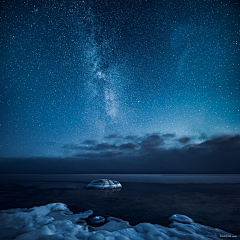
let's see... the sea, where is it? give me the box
[0,174,240,235]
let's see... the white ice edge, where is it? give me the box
[86,179,122,189]
[0,202,236,240]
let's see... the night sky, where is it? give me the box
[0,0,240,173]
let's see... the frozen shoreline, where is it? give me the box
[0,202,237,240]
[1,175,240,235]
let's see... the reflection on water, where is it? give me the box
[86,188,122,194]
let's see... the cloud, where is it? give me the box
[63,143,118,151]
[62,144,82,150]
[75,151,123,159]
[82,140,97,145]
[197,135,240,151]
[119,143,137,150]
[90,143,118,151]
[162,133,175,138]
[105,134,119,139]
[139,135,163,149]
[1,134,239,174]
[199,133,207,140]
[178,137,191,144]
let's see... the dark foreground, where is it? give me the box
[0,179,239,235]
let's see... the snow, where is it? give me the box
[0,203,236,240]
[90,216,105,224]
[169,214,194,224]
[86,179,122,189]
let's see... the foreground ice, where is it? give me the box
[86,179,122,189]
[0,203,236,240]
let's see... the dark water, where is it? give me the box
[0,174,240,235]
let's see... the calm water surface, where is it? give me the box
[0,174,240,235]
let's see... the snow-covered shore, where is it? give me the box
[0,203,237,240]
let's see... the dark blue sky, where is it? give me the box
[0,0,239,173]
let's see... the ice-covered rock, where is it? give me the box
[90,216,105,224]
[0,203,237,240]
[169,214,194,224]
[86,179,122,189]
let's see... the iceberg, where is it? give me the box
[0,203,237,240]
[86,179,122,189]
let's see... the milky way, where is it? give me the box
[0,0,239,164]
[84,8,125,137]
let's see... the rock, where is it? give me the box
[86,179,122,189]
[90,216,105,224]
[168,214,194,224]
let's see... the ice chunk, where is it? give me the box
[0,203,92,240]
[0,203,236,240]
[86,179,122,189]
[96,216,131,232]
[115,236,131,240]
[87,233,105,240]
[169,214,194,224]
[90,216,105,224]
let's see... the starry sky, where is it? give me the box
[0,0,240,173]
